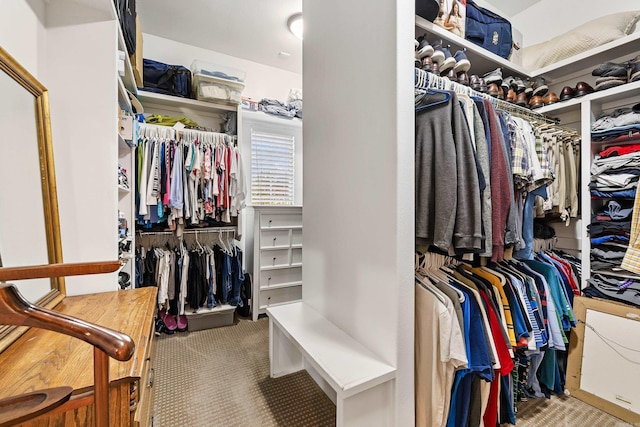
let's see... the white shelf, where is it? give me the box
[531,32,640,80]
[260,281,303,291]
[538,80,640,116]
[137,90,239,113]
[415,15,529,78]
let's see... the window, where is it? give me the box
[250,130,295,205]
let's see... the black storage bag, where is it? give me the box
[142,59,192,98]
[416,0,440,22]
[465,0,513,59]
[236,273,252,318]
[114,0,136,56]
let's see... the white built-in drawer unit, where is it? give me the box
[253,207,303,320]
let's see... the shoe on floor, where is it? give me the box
[531,77,548,96]
[483,67,502,85]
[430,39,445,66]
[160,309,178,332]
[177,314,188,332]
[453,50,471,73]
[440,46,456,73]
[416,35,434,58]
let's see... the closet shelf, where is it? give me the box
[137,91,238,114]
[260,264,302,272]
[415,15,529,78]
[260,281,302,291]
[259,245,293,251]
[530,32,640,80]
[537,80,640,116]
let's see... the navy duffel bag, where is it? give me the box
[465,0,513,59]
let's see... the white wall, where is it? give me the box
[0,0,44,76]
[303,0,415,424]
[142,33,302,103]
[512,1,640,46]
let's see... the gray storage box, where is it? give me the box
[186,305,235,331]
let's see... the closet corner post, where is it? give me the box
[579,101,592,287]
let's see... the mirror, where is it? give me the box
[0,45,65,352]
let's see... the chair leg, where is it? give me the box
[94,348,110,427]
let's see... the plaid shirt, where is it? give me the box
[504,114,531,190]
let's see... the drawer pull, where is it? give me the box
[149,367,155,388]
[269,219,272,226]
[273,237,277,245]
[273,257,276,265]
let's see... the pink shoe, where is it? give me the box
[160,309,177,332]
[176,314,188,332]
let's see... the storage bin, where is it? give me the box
[185,305,235,330]
[193,73,245,104]
[191,60,245,82]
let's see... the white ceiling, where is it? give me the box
[136,0,538,76]
[137,0,303,74]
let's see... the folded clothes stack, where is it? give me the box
[583,273,640,307]
[591,103,640,142]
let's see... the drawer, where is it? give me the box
[260,266,302,287]
[261,212,302,228]
[260,248,290,268]
[260,229,291,249]
[291,247,302,265]
[291,228,303,246]
[260,284,302,309]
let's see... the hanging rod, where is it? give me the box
[138,122,238,143]
[414,67,560,125]
[137,226,236,237]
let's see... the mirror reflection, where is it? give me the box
[0,64,51,302]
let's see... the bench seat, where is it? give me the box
[267,302,396,426]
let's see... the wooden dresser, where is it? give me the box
[0,287,157,427]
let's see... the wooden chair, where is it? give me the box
[0,261,132,427]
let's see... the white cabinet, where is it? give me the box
[252,207,303,320]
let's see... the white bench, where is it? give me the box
[267,302,397,427]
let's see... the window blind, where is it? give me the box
[251,130,295,205]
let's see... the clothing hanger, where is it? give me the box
[415,274,448,305]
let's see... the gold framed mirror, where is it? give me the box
[0,45,65,352]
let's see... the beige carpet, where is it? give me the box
[154,316,635,427]
[153,316,336,427]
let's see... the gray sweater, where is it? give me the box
[415,91,483,252]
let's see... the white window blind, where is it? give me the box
[251,130,295,205]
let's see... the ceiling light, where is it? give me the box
[287,13,303,40]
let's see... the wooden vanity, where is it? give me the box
[0,287,157,427]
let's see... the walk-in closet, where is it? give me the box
[0,0,639,426]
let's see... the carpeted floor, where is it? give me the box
[153,316,635,427]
